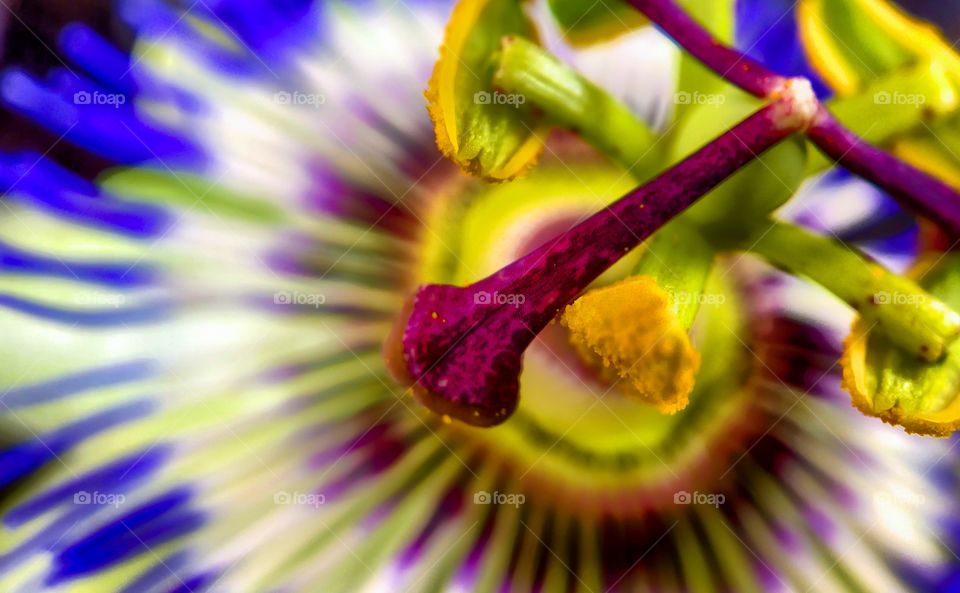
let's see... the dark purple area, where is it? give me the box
[897,0,960,41]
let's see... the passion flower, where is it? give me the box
[0,1,959,593]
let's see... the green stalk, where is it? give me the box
[746,221,960,361]
[494,36,658,175]
[632,220,715,330]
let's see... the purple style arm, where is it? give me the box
[625,0,960,239]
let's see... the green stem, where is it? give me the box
[746,221,960,361]
[633,220,715,329]
[494,36,658,175]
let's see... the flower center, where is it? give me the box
[397,144,766,511]
[387,93,811,427]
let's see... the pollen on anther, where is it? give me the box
[561,276,701,413]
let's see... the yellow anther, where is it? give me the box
[842,317,960,438]
[561,276,701,414]
[797,0,860,95]
[424,0,545,181]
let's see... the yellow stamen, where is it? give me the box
[561,276,701,414]
[424,0,545,180]
[855,0,960,83]
[800,0,960,98]
[842,318,960,438]
[797,0,860,95]
[840,320,874,420]
[425,0,484,157]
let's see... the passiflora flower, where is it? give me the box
[0,0,959,592]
